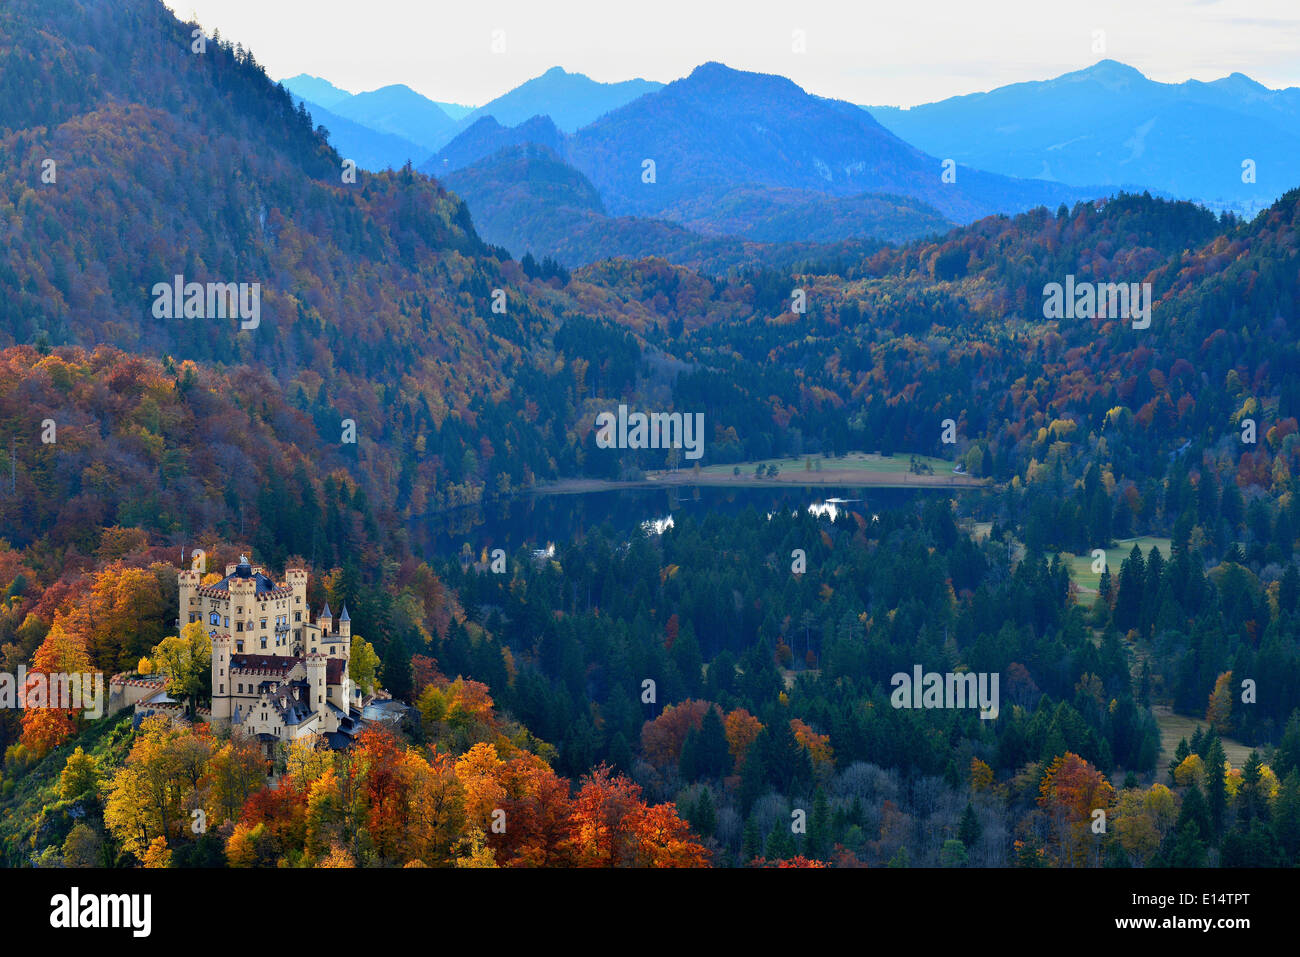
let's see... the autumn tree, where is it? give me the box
[1038,751,1115,867]
[150,621,212,718]
[1206,671,1234,734]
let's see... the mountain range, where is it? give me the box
[423,62,1105,262]
[291,57,1300,230]
[282,67,661,171]
[868,59,1300,212]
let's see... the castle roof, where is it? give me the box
[206,566,282,596]
[230,653,301,677]
[339,604,350,622]
[320,601,332,619]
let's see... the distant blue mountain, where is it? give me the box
[424,115,565,176]
[463,66,663,132]
[282,73,352,108]
[434,101,476,121]
[867,60,1300,213]
[327,84,457,153]
[563,62,1098,224]
[297,98,427,171]
[284,67,656,161]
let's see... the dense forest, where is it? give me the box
[1,0,1298,868]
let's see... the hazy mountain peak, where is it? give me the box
[281,73,353,108]
[463,66,664,133]
[868,59,1299,211]
[674,61,809,101]
[1066,58,1148,89]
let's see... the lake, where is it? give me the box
[412,484,957,559]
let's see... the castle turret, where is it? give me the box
[318,601,333,636]
[229,557,257,627]
[286,567,308,640]
[178,567,200,626]
[338,603,351,640]
[211,633,233,721]
[306,653,327,720]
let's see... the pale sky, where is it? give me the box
[176,0,1300,107]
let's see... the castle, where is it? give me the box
[174,556,365,751]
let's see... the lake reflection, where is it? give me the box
[412,485,950,560]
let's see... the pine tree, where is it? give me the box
[807,788,831,860]
[1204,734,1227,834]
[1274,771,1300,860]
[765,821,795,861]
[741,817,761,863]
[694,787,717,840]
[958,802,982,849]
[679,727,700,780]
[696,706,732,779]
[1177,780,1212,843]
[1275,711,1300,778]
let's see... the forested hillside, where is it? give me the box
[2,0,1299,871]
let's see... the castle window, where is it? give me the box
[236,622,243,632]
[295,611,302,621]
[210,612,220,625]
[260,618,267,629]
[238,683,243,693]
[236,641,244,653]
[260,638,267,650]
[219,683,224,693]
[189,614,197,623]
[224,617,230,627]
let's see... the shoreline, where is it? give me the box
[532,470,991,495]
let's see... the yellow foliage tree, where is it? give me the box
[969,757,994,792]
[1174,753,1205,788]
[1206,671,1234,734]
[141,836,172,869]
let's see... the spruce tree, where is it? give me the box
[958,802,982,848]
[741,817,761,863]
[694,787,717,840]
[1204,734,1227,834]
[697,706,732,779]
[765,821,795,861]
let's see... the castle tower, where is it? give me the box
[286,567,308,620]
[318,601,333,637]
[306,653,327,720]
[229,558,256,620]
[335,604,353,709]
[178,567,201,627]
[212,633,234,721]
